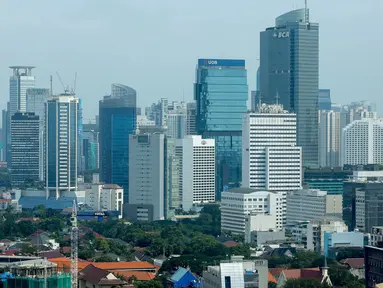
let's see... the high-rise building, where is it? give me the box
[46,94,79,198]
[318,89,331,110]
[82,124,99,171]
[146,98,168,128]
[85,184,124,218]
[176,136,216,210]
[341,118,383,166]
[2,105,9,163]
[195,59,248,198]
[99,84,137,202]
[221,188,283,234]
[186,102,197,135]
[128,133,165,221]
[286,189,342,225]
[166,112,187,139]
[260,8,319,167]
[365,245,383,288]
[9,66,36,116]
[242,104,302,225]
[26,88,50,180]
[11,112,40,187]
[319,110,341,167]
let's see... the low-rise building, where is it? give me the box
[324,231,365,257]
[202,257,268,288]
[85,184,123,218]
[167,267,200,287]
[246,230,286,246]
[288,217,348,252]
[286,189,342,225]
[221,188,282,234]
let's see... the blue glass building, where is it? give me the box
[260,8,319,168]
[195,59,248,199]
[318,89,331,110]
[99,84,136,202]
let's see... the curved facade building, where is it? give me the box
[99,84,137,202]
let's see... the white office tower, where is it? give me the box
[26,88,50,180]
[221,188,283,234]
[9,66,36,116]
[341,118,383,166]
[46,95,79,198]
[176,136,215,210]
[85,184,124,218]
[286,189,342,225]
[242,104,302,226]
[318,110,341,167]
[167,112,187,139]
[129,133,165,221]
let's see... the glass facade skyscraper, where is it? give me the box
[46,95,79,198]
[195,59,248,199]
[318,89,332,110]
[260,8,319,167]
[11,112,40,187]
[99,84,136,202]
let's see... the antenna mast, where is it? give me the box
[304,0,309,23]
[50,75,53,97]
[70,200,78,288]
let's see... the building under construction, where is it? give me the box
[1,274,71,288]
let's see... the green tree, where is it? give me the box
[284,278,331,288]
[268,282,277,288]
[134,280,163,288]
[95,238,110,252]
[94,255,115,262]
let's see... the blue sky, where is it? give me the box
[1,0,382,119]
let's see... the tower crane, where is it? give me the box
[70,200,78,288]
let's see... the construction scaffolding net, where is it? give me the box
[1,274,71,288]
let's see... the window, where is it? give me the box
[225,276,231,288]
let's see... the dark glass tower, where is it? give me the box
[11,112,40,187]
[318,89,331,110]
[99,84,136,202]
[260,8,319,167]
[195,59,248,199]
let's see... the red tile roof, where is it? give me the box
[268,271,277,283]
[341,258,364,269]
[112,270,155,281]
[222,241,241,248]
[269,268,284,279]
[281,268,322,281]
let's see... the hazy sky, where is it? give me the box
[1,0,382,120]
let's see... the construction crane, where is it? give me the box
[70,200,78,288]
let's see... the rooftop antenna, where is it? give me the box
[50,75,53,97]
[304,0,309,23]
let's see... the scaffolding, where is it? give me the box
[1,274,71,288]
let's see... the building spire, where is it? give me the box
[275,90,280,105]
[304,0,309,23]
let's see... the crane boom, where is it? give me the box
[70,200,78,288]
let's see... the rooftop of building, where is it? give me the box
[79,264,126,286]
[225,187,277,195]
[103,184,122,189]
[341,258,364,269]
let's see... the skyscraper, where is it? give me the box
[9,66,36,116]
[176,136,216,209]
[166,112,187,139]
[195,59,248,198]
[26,88,50,180]
[128,133,165,221]
[242,104,302,225]
[99,84,137,201]
[260,8,319,167]
[46,94,79,198]
[341,118,383,166]
[318,89,332,110]
[318,110,340,167]
[11,112,40,187]
[186,102,197,135]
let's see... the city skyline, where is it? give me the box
[1,0,382,120]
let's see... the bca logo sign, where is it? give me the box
[273,31,290,38]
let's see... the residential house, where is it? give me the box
[276,265,332,288]
[78,264,126,288]
[167,267,201,288]
[341,258,364,279]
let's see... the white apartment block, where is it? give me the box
[341,118,383,165]
[136,115,155,127]
[242,104,302,225]
[176,136,215,210]
[319,110,341,167]
[286,189,342,225]
[129,133,165,221]
[221,188,283,234]
[85,184,124,218]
